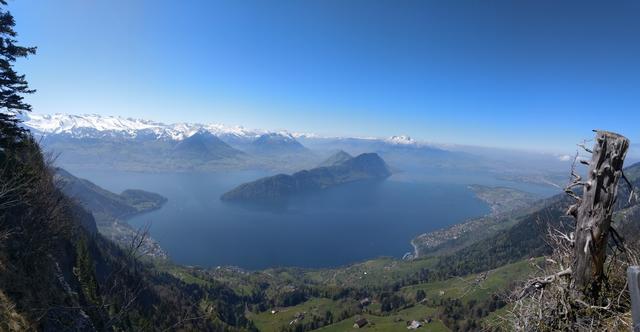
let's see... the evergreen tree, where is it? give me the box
[0,0,36,149]
[75,237,100,305]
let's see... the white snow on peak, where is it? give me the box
[20,113,313,142]
[267,131,297,140]
[22,113,162,134]
[386,135,417,145]
[291,132,323,139]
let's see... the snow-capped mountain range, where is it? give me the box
[19,113,420,146]
[19,113,298,142]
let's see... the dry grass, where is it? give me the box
[504,222,635,331]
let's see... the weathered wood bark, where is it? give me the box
[570,131,629,297]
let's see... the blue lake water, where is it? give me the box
[69,170,554,269]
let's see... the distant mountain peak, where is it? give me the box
[188,128,216,138]
[319,150,353,167]
[341,153,392,177]
[256,132,296,141]
[173,130,243,160]
[250,132,308,154]
[386,135,417,145]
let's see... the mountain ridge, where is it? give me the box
[20,112,300,142]
[221,152,391,201]
[172,130,244,160]
[318,150,353,167]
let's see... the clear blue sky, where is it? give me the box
[8,0,640,153]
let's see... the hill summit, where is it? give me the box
[221,152,391,201]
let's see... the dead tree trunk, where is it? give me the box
[568,130,629,297]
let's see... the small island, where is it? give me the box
[221,152,392,201]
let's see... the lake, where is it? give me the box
[69,170,551,269]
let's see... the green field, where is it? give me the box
[399,258,535,304]
[248,299,449,332]
[317,305,449,332]
[247,298,358,332]
[238,259,536,331]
